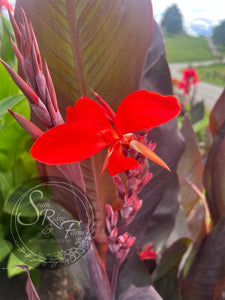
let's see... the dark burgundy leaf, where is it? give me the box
[15,0,153,114]
[213,277,225,300]
[116,253,151,297]
[141,55,173,96]
[141,21,173,96]
[137,172,180,250]
[119,284,163,300]
[153,238,191,300]
[179,217,225,300]
[177,116,204,238]
[142,20,166,69]
[210,88,225,138]
[129,20,184,250]
[131,121,184,248]
[203,121,225,224]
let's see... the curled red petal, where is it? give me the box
[115,90,181,134]
[129,140,170,171]
[107,143,139,176]
[91,89,116,123]
[30,123,108,165]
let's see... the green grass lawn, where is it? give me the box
[164,34,215,63]
[195,64,225,87]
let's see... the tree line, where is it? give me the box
[161,4,225,47]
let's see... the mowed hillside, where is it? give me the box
[164,34,215,62]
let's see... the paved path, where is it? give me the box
[169,60,225,109]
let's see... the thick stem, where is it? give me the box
[190,86,196,111]
[86,245,113,300]
[56,161,112,298]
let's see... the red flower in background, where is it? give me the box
[0,0,13,13]
[139,244,157,260]
[177,67,200,95]
[182,68,199,84]
[31,90,180,176]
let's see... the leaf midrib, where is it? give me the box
[66,0,89,97]
[65,0,106,240]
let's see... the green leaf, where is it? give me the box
[0,98,31,172]
[0,63,20,99]
[4,216,63,269]
[0,225,12,262]
[190,101,204,124]
[192,116,209,133]
[0,96,37,207]
[0,15,16,69]
[7,253,39,277]
[3,178,47,216]
[0,94,25,119]
[29,268,41,290]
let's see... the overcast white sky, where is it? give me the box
[151,0,225,34]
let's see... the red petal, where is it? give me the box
[115,90,181,134]
[30,123,108,165]
[107,143,139,176]
[66,97,113,131]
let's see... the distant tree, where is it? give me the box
[161,4,183,34]
[213,20,225,47]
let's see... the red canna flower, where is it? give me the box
[0,0,13,13]
[182,68,200,85]
[139,244,157,260]
[31,90,180,176]
[177,67,200,95]
[177,80,190,95]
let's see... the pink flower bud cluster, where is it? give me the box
[106,134,154,262]
[106,204,135,264]
[126,134,155,193]
[1,8,64,139]
[116,133,154,206]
